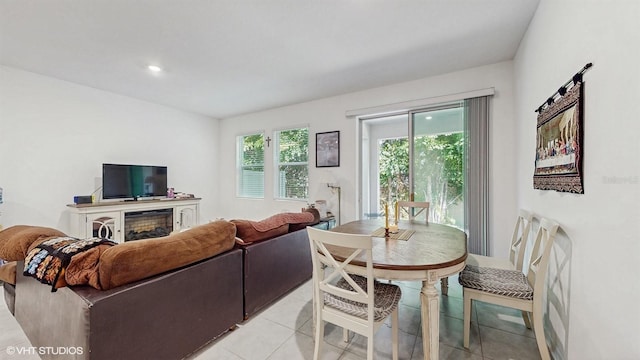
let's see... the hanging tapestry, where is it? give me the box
[533,80,584,193]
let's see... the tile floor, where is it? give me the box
[0,275,542,360]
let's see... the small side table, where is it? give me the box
[312,216,336,230]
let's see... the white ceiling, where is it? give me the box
[0,0,539,119]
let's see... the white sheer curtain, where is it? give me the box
[464,96,491,255]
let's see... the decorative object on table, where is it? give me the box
[316,131,340,167]
[384,202,390,236]
[315,200,328,218]
[326,183,341,226]
[371,227,415,241]
[395,201,399,223]
[388,201,399,233]
[533,63,592,194]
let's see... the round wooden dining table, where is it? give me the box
[327,219,468,360]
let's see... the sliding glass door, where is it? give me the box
[359,96,490,254]
[409,104,464,228]
[361,103,464,229]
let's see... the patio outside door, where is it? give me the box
[362,103,465,230]
[409,105,465,228]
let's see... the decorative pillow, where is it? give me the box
[98,220,236,290]
[231,219,289,244]
[289,208,321,232]
[0,225,67,261]
[24,236,116,292]
[0,261,17,285]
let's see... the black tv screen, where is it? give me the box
[102,163,167,200]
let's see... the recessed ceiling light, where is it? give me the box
[426,116,433,120]
[147,65,163,73]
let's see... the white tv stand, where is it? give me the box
[67,198,200,243]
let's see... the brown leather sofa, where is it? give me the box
[240,228,312,318]
[232,210,319,319]
[1,221,244,360]
[1,214,318,359]
[13,250,243,360]
[3,281,15,315]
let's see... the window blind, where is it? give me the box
[464,96,491,255]
[237,133,264,198]
[275,128,309,199]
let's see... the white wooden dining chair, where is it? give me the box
[466,209,533,271]
[397,201,430,224]
[397,200,452,294]
[459,218,559,360]
[464,209,534,327]
[307,226,401,360]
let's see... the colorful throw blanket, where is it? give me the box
[23,236,116,292]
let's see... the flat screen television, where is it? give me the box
[102,163,167,200]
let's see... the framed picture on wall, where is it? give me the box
[533,81,584,193]
[316,131,340,167]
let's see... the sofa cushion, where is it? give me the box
[65,242,114,289]
[98,220,236,290]
[0,225,66,261]
[289,208,321,232]
[232,212,317,244]
[0,261,16,285]
[231,220,289,244]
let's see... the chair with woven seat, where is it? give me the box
[465,209,533,271]
[464,209,534,327]
[459,217,559,360]
[307,226,401,360]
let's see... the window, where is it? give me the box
[275,127,309,199]
[237,133,264,198]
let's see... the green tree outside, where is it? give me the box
[241,134,265,167]
[239,134,265,198]
[240,129,309,199]
[379,133,464,225]
[277,128,309,199]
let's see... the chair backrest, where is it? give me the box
[526,218,559,301]
[307,227,376,325]
[509,209,534,271]
[397,201,430,224]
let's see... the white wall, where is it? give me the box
[219,61,518,257]
[0,66,220,231]
[514,1,640,359]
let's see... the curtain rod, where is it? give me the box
[346,88,495,118]
[535,63,593,113]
